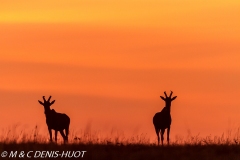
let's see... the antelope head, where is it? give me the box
[160,91,177,107]
[38,96,55,113]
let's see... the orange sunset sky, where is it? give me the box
[0,0,240,141]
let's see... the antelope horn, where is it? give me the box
[43,96,46,102]
[164,91,168,97]
[170,90,173,98]
[48,96,52,102]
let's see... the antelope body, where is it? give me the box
[38,96,70,143]
[153,91,177,145]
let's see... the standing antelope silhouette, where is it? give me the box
[38,96,70,143]
[153,91,177,145]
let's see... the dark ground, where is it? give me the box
[1,142,240,160]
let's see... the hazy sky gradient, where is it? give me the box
[0,0,240,141]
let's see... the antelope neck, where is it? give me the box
[44,108,52,115]
[164,105,171,113]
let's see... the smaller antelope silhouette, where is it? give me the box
[38,96,70,143]
[153,91,177,145]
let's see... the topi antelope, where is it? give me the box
[38,96,70,143]
[153,91,177,145]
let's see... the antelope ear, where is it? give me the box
[50,100,55,105]
[160,96,166,100]
[38,100,44,105]
[171,96,177,101]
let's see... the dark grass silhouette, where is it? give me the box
[38,96,70,143]
[2,126,240,160]
[153,91,177,145]
[2,141,240,160]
